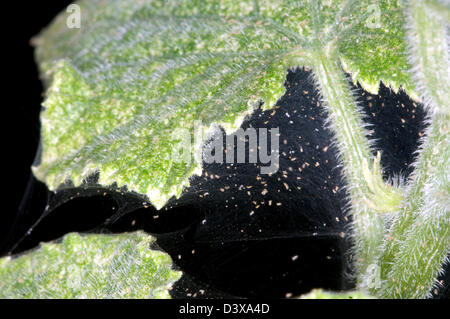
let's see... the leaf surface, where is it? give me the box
[33,0,413,209]
[0,232,181,298]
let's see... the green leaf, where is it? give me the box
[300,289,373,299]
[0,232,181,299]
[337,0,416,96]
[32,0,413,209]
[375,0,450,298]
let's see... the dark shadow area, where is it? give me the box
[355,82,428,179]
[1,0,76,260]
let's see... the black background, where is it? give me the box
[2,1,74,251]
